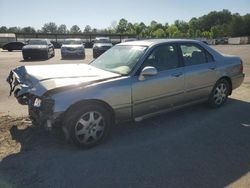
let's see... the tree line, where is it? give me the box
[0,10,249,38]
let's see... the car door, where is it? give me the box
[132,43,185,118]
[179,43,218,102]
[17,42,24,50]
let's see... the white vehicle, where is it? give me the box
[61,39,85,59]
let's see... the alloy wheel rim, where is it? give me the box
[213,83,227,105]
[75,111,105,144]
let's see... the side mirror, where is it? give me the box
[139,66,158,81]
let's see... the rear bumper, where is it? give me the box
[22,49,47,59]
[61,51,85,57]
[231,73,245,90]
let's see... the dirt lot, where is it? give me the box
[0,45,250,188]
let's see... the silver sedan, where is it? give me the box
[7,39,245,148]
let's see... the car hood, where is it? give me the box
[61,44,84,48]
[23,45,48,50]
[7,64,120,96]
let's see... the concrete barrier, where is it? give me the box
[228,37,250,44]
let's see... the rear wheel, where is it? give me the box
[8,48,13,52]
[63,104,112,148]
[208,79,230,108]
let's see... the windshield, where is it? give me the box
[95,39,111,44]
[90,45,147,75]
[63,40,83,45]
[28,40,47,45]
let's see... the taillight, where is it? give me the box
[240,60,244,73]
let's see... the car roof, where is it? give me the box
[117,39,202,47]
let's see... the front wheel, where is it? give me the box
[64,104,112,148]
[45,50,50,59]
[208,79,230,108]
[51,49,55,57]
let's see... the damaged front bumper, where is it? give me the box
[7,70,57,130]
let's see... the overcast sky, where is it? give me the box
[0,0,249,29]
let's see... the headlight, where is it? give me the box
[34,98,42,107]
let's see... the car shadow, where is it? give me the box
[1,50,22,52]
[0,98,250,188]
[61,57,85,60]
[19,59,49,62]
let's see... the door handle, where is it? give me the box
[171,72,183,77]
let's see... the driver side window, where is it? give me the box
[142,44,179,72]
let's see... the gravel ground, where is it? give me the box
[0,45,250,188]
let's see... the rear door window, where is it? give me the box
[180,44,207,66]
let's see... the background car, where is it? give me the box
[22,39,55,60]
[61,39,85,59]
[93,37,113,58]
[2,42,26,51]
[215,37,229,45]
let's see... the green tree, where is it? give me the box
[229,14,245,37]
[41,22,58,33]
[116,18,128,33]
[70,25,81,34]
[174,20,189,36]
[8,27,21,33]
[21,26,36,33]
[168,25,181,38]
[57,24,67,34]
[151,28,165,38]
[0,26,8,32]
[243,14,250,36]
[201,31,212,38]
[125,23,135,34]
[84,25,91,33]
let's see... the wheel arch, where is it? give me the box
[63,99,116,124]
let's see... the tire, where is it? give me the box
[51,49,55,57]
[23,56,29,61]
[63,104,112,148]
[208,79,230,108]
[45,51,50,59]
[8,49,13,52]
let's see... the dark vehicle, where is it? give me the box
[93,37,113,58]
[215,38,228,45]
[2,42,26,51]
[51,41,62,49]
[22,39,55,60]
